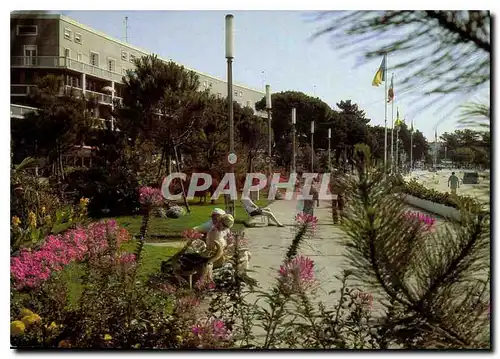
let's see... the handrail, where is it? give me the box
[11,56,124,83]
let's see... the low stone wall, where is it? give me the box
[404,194,461,221]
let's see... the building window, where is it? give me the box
[203,81,207,87]
[77,52,83,61]
[246,101,251,108]
[107,58,116,72]
[75,33,82,44]
[64,48,70,58]
[64,28,72,40]
[90,52,99,67]
[239,91,243,97]
[209,83,213,88]
[16,25,38,36]
[122,68,128,75]
[234,90,238,96]
[23,45,37,65]
[129,54,136,63]
[217,93,222,98]
[121,51,128,61]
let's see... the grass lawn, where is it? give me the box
[113,196,269,239]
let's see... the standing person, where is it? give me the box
[330,170,346,224]
[448,171,460,195]
[300,178,320,216]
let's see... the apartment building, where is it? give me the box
[10,11,266,126]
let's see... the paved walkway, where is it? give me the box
[244,199,348,300]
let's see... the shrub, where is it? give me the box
[401,179,482,213]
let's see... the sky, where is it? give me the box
[55,10,489,140]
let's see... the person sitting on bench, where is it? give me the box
[193,208,227,235]
[241,197,285,227]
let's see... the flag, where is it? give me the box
[372,54,387,87]
[394,108,403,127]
[410,119,414,132]
[388,74,394,102]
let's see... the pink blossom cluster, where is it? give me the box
[182,229,204,241]
[194,277,216,291]
[404,211,436,231]
[139,186,164,207]
[176,295,202,312]
[278,255,316,294]
[354,291,374,309]
[225,232,249,247]
[11,220,131,290]
[295,212,319,231]
[190,317,232,348]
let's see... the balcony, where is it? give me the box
[10,104,38,119]
[11,56,124,83]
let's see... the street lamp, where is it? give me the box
[328,128,331,171]
[266,84,272,174]
[225,14,235,216]
[292,108,296,173]
[311,121,315,172]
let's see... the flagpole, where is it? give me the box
[390,73,395,173]
[384,54,388,172]
[396,122,400,173]
[410,121,413,173]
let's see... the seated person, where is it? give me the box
[193,208,226,235]
[205,214,234,275]
[241,197,285,227]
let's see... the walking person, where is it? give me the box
[300,178,320,216]
[448,171,460,195]
[330,170,346,224]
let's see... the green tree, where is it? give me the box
[11,75,95,181]
[117,55,210,182]
[255,91,333,169]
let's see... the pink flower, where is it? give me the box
[355,291,374,309]
[182,229,204,241]
[278,255,316,294]
[225,232,249,247]
[194,277,216,291]
[404,211,436,232]
[295,213,318,231]
[190,317,232,348]
[11,220,129,290]
[117,253,136,264]
[139,187,163,207]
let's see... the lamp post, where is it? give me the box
[266,84,272,175]
[292,108,296,173]
[328,128,331,171]
[311,121,315,172]
[225,14,235,216]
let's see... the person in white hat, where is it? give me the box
[193,208,226,235]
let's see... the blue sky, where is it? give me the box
[56,10,489,140]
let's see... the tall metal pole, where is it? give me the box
[328,128,331,171]
[311,121,315,172]
[395,126,399,173]
[292,108,296,173]
[384,54,388,172]
[390,73,395,173]
[225,14,235,216]
[434,128,438,169]
[266,85,272,175]
[410,130,413,173]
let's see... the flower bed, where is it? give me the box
[400,179,482,214]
